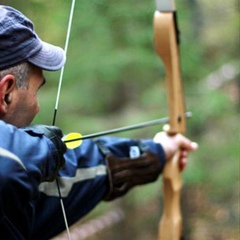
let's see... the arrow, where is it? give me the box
[63,112,192,149]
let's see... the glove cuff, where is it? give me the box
[96,141,163,201]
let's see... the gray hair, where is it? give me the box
[0,62,34,88]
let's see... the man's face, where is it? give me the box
[3,67,45,127]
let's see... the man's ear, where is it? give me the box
[0,74,15,113]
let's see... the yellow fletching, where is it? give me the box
[64,132,83,149]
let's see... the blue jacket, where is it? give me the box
[0,120,165,239]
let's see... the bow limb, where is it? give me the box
[154,0,186,239]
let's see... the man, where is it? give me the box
[0,5,198,240]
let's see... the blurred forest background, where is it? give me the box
[2,0,239,239]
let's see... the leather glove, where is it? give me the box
[25,125,66,181]
[104,150,163,201]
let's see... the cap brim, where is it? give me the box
[27,41,66,71]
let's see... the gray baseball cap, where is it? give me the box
[0,5,66,71]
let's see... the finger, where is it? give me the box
[179,157,187,172]
[180,150,188,158]
[189,142,198,151]
[177,134,198,151]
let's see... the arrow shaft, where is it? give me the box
[64,112,192,143]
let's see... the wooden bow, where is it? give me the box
[154,0,186,239]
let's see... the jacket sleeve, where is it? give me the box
[0,120,166,239]
[0,120,64,185]
[33,136,165,239]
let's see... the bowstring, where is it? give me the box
[53,0,76,126]
[52,1,76,239]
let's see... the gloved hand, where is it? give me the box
[104,151,163,201]
[26,125,66,181]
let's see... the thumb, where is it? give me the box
[177,134,198,151]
